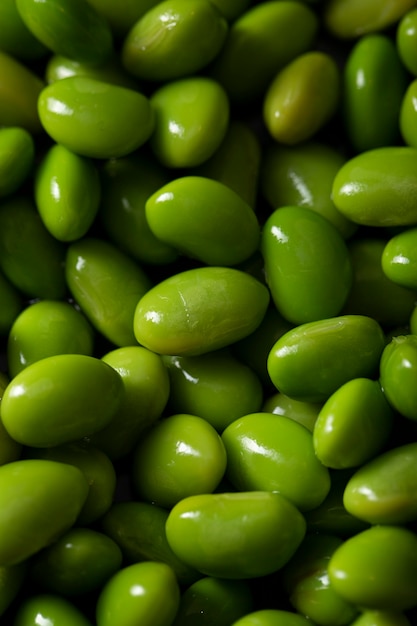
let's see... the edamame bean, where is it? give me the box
[267,315,385,403]
[328,525,417,611]
[45,53,139,89]
[382,227,417,289]
[343,442,417,524]
[0,373,22,467]
[1,354,124,448]
[231,609,312,625]
[0,272,21,337]
[131,413,227,508]
[7,299,94,378]
[0,459,88,566]
[399,78,417,148]
[263,51,340,145]
[122,0,228,81]
[261,206,352,324]
[14,594,93,626]
[84,0,161,39]
[262,392,321,432]
[349,610,412,626]
[96,561,180,626]
[150,77,229,168]
[146,176,260,266]
[16,0,114,65]
[66,238,151,347]
[222,412,330,511]
[29,528,122,597]
[165,491,306,579]
[133,266,270,356]
[332,147,417,226]
[0,127,34,198]
[163,351,263,432]
[313,378,393,469]
[343,34,407,152]
[397,8,417,75]
[35,144,101,242]
[0,0,47,60]
[380,335,417,421]
[38,77,154,159]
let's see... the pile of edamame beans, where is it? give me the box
[1,0,417,624]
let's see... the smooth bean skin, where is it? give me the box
[150,77,229,168]
[0,563,26,617]
[29,528,122,597]
[45,53,139,89]
[30,443,116,526]
[0,0,47,60]
[328,525,417,611]
[399,79,417,148]
[343,238,417,327]
[165,491,306,579]
[134,266,270,356]
[7,300,94,379]
[122,0,228,81]
[262,392,320,432]
[397,8,417,75]
[343,442,417,525]
[349,610,411,626]
[380,335,417,421]
[146,176,260,266]
[261,206,352,324]
[324,0,417,39]
[84,0,160,39]
[132,413,227,508]
[313,378,393,469]
[332,147,417,226]
[38,77,154,159]
[66,238,151,347]
[230,609,312,625]
[1,354,123,448]
[222,412,330,511]
[0,51,44,133]
[14,594,92,626]
[101,501,200,586]
[343,35,407,152]
[0,197,66,299]
[267,315,385,403]
[35,144,100,242]
[260,141,355,240]
[194,120,261,208]
[210,1,318,103]
[96,561,180,626]
[172,577,253,626]
[263,51,340,145]
[0,373,22,467]
[0,127,34,198]
[163,351,263,433]
[99,153,177,266]
[89,346,170,460]
[0,272,21,336]
[16,0,113,65]
[0,459,88,566]
[282,534,358,625]
[382,227,417,289]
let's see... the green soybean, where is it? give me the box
[7,299,94,378]
[328,525,417,611]
[45,53,139,89]
[14,594,93,626]
[146,176,260,266]
[0,0,47,60]
[122,0,228,81]
[0,127,34,198]
[1,354,124,448]
[35,144,101,242]
[222,412,330,511]
[343,442,417,524]
[66,238,151,347]
[267,315,385,403]
[133,266,270,356]
[397,8,417,75]
[263,51,340,145]
[261,206,352,324]
[262,392,321,432]
[0,459,88,566]
[165,491,306,579]
[382,227,417,289]
[150,77,229,168]
[349,610,412,626]
[230,610,312,626]
[16,0,113,65]
[380,335,417,421]
[332,146,417,226]
[38,77,154,159]
[0,272,21,337]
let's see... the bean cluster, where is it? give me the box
[1,0,417,625]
